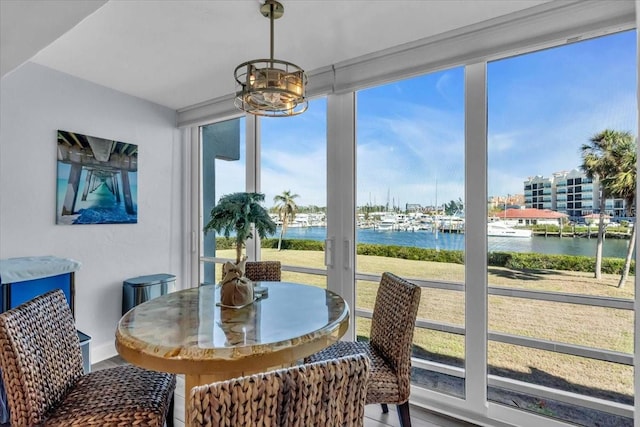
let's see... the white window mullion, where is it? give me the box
[245,114,259,193]
[185,126,199,289]
[245,114,261,262]
[464,61,489,416]
[634,5,639,427]
[326,92,357,341]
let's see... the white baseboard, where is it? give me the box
[91,339,117,364]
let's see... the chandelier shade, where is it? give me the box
[234,0,308,117]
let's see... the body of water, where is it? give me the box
[57,177,138,225]
[275,226,632,259]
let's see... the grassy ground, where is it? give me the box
[216,248,634,402]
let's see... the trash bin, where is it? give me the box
[78,330,92,374]
[122,273,176,315]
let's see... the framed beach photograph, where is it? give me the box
[56,130,138,225]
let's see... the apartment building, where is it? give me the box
[523,174,554,210]
[524,168,628,221]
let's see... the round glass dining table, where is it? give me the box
[115,281,349,423]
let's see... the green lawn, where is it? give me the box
[215,248,634,401]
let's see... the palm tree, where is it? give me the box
[204,192,276,264]
[580,130,635,280]
[598,132,636,287]
[273,190,299,251]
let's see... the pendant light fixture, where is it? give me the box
[234,0,308,117]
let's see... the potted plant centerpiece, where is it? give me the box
[204,192,276,307]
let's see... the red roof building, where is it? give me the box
[496,208,568,226]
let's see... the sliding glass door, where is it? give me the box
[486,30,637,425]
[355,68,466,397]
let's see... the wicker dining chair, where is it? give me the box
[0,289,176,427]
[245,260,281,282]
[189,354,371,427]
[305,272,421,427]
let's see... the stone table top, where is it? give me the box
[115,281,350,376]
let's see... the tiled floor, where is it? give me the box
[93,356,477,427]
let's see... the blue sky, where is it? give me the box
[218,30,637,209]
[487,30,636,200]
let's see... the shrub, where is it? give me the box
[489,251,632,275]
[215,238,634,275]
[357,244,464,264]
[261,238,324,251]
[215,237,235,250]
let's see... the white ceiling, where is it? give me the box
[2,0,554,111]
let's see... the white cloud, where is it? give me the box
[488,132,519,153]
[213,33,637,210]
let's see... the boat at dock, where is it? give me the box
[487,221,532,238]
[437,215,465,233]
[376,214,398,231]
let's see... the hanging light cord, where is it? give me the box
[269,1,275,65]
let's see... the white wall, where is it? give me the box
[0,62,184,363]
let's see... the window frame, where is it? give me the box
[184,3,637,425]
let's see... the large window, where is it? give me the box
[192,5,636,426]
[356,68,466,397]
[260,98,328,287]
[487,30,636,425]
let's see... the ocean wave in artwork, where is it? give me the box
[73,207,137,224]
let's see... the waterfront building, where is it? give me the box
[499,207,568,227]
[524,169,628,222]
[488,194,525,211]
[554,169,597,219]
[524,174,553,210]
[605,198,629,219]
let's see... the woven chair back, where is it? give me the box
[189,354,370,427]
[369,272,421,400]
[0,289,84,426]
[245,261,282,282]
